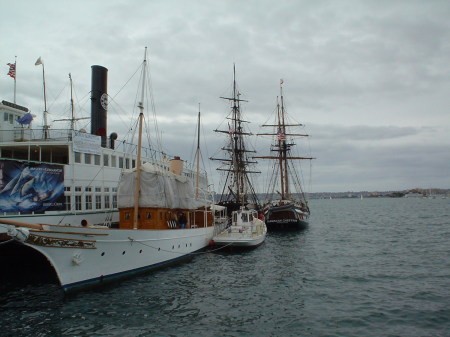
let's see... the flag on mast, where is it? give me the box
[7,63,16,78]
[35,57,43,66]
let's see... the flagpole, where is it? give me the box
[42,62,49,139]
[36,57,49,139]
[14,56,17,103]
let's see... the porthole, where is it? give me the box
[122,251,126,255]
[101,252,105,256]
[172,245,174,249]
[158,247,161,251]
[139,249,142,253]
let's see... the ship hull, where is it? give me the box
[264,203,309,231]
[4,224,214,293]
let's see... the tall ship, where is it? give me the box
[254,80,314,230]
[0,49,218,293]
[0,60,208,229]
[210,65,261,214]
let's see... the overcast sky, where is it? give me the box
[1,0,449,193]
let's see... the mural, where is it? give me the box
[0,160,65,213]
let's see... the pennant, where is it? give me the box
[7,63,16,79]
[18,112,34,125]
[35,57,43,66]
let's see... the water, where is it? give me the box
[1,198,449,336]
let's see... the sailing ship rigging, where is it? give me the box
[210,65,261,213]
[254,80,314,230]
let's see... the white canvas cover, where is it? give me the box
[117,163,203,209]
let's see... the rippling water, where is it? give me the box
[1,198,449,336]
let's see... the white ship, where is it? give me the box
[0,63,207,229]
[0,49,217,293]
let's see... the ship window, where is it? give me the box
[64,186,71,191]
[95,195,102,209]
[111,155,116,167]
[125,212,130,220]
[85,195,92,210]
[104,187,110,192]
[132,159,136,168]
[94,154,100,165]
[241,213,248,222]
[119,157,124,168]
[3,113,8,121]
[74,152,81,163]
[85,153,91,164]
[95,187,101,192]
[112,187,117,192]
[112,195,117,208]
[75,196,82,210]
[75,186,82,192]
[103,154,109,166]
[85,187,92,192]
[146,212,152,219]
[104,195,110,208]
[65,196,71,211]
[125,158,130,169]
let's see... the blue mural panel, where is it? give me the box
[0,160,65,212]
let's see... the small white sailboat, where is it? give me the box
[0,49,217,293]
[212,207,266,248]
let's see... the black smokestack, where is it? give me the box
[91,65,108,147]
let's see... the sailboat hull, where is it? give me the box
[264,203,309,231]
[3,224,214,293]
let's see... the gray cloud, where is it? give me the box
[1,0,449,192]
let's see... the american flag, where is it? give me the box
[7,63,16,79]
[277,132,286,141]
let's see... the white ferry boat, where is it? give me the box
[0,65,207,229]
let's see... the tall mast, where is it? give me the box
[210,64,260,208]
[133,47,147,230]
[69,73,75,131]
[280,82,289,198]
[254,80,314,201]
[195,103,201,199]
[276,95,285,199]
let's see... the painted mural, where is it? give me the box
[0,160,65,213]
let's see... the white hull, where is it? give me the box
[6,224,214,292]
[213,231,266,247]
[212,208,267,249]
[0,210,118,227]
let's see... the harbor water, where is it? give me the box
[1,197,449,336]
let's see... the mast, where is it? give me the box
[133,47,147,229]
[69,73,75,131]
[195,103,201,199]
[53,74,89,137]
[280,83,289,198]
[254,80,314,201]
[210,64,260,209]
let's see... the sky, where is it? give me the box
[1,0,449,193]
